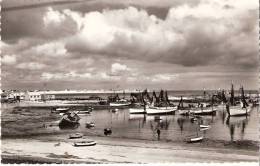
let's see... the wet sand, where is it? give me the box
[2,134,259,163]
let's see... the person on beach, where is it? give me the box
[156,129,161,140]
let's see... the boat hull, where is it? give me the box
[146,106,177,115]
[190,108,217,115]
[129,108,146,114]
[109,102,131,107]
[73,141,96,147]
[187,136,204,143]
[227,105,252,116]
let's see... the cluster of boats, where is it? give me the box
[127,85,254,117]
[51,84,257,144]
[69,133,96,147]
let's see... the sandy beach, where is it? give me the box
[2,134,259,164]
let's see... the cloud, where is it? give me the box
[111,63,130,75]
[30,42,68,57]
[1,54,17,65]
[17,62,46,70]
[36,3,257,69]
[1,0,258,90]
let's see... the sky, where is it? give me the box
[1,0,259,90]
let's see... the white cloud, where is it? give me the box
[31,42,67,57]
[17,62,46,70]
[39,3,257,68]
[111,63,130,74]
[1,54,17,65]
[41,71,120,82]
[151,74,179,82]
[43,7,66,27]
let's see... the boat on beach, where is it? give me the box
[73,141,96,147]
[69,133,83,139]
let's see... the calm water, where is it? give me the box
[44,106,258,142]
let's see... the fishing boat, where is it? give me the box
[146,90,178,115]
[226,85,253,116]
[59,112,80,127]
[109,99,131,107]
[146,105,177,115]
[177,96,193,115]
[187,136,204,143]
[73,141,96,147]
[69,133,83,139]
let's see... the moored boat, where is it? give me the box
[86,122,95,128]
[199,124,210,128]
[59,112,80,127]
[109,99,131,107]
[146,106,177,115]
[226,85,252,116]
[189,107,217,115]
[186,136,204,143]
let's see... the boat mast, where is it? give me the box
[230,83,235,106]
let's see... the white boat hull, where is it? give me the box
[187,136,204,143]
[190,107,217,115]
[146,106,177,115]
[73,141,96,147]
[227,105,252,116]
[109,102,131,107]
[129,108,146,114]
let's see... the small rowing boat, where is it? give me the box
[73,141,96,147]
[86,122,95,128]
[187,136,204,143]
[199,124,210,128]
[69,133,83,139]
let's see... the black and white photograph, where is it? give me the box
[1,0,259,164]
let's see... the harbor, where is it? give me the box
[2,0,259,163]
[1,87,259,163]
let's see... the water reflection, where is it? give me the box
[177,118,186,133]
[4,105,256,142]
[59,123,80,130]
[226,116,249,141]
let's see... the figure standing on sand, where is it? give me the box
[156,128,161,140]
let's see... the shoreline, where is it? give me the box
[2,134,259,163]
